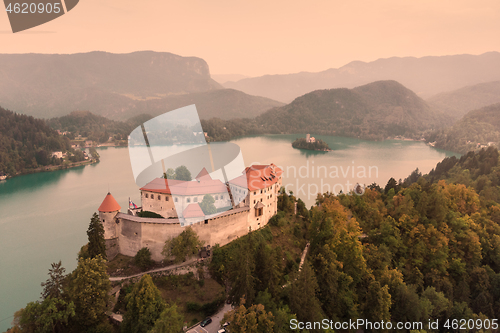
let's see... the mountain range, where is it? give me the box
[224,52,500,103]
[0,51,282,120]
[204,80,450,141]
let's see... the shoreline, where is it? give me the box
[4,158,99,180]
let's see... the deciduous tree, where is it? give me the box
[162,227,203,263]
[67,255,110,330]
[148,303,184,333]
[222,300,274,333]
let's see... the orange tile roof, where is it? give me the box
[140,178,227,196]
[183,203,205,218]
[229,164,283,191]
[98,192,121,212]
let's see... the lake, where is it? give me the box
[0,135,457,330]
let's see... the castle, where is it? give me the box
[98,164,283,261]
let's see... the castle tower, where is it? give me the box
[98,192,121,259]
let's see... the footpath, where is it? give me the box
[109,257,199,282]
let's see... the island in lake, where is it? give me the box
[292,134,331,151]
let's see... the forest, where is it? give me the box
[0,107,79,176]
[47,111,152,143]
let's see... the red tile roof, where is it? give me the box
[140,178,227,196]
[229,164,283,191]
[183,203,205,218]
[98,192,121,212]
[195,167,212,181]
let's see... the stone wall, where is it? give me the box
[105,238,120,260]
[115,207,251,261]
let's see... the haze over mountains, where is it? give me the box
[224,52,500,103]
[0,51,282,120]
[256,80,449,139]
[2,49,500,146]
[429,103,500,153]
[427,81,500,119]
[203,81,450,142]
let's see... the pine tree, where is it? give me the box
[87,212,107,260]
[229,238,256,305]
[289,261,323,327]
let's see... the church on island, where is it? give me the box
[98,164,283,261]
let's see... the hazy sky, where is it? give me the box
[1,0,499,76]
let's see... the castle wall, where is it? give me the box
[105,238,119,260]
[115,208,251,261]
[140,222,185,261]
[191,208,250,249]
[117,216,142,258]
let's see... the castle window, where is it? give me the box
[145,193,149,198]
[254,200,256,204]
[215,195,218,200]
[204,219,208,224]
[166,196,169,201]
[260,198,263,202]
[102,219,105,222]
[254,191,256,195]
[187,198,191,203]
[175,197,178,202]
[194,197,198,202]
[260,190,263,194]
[157,195,160,200]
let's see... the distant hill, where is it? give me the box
[47,111,136,142]
[113,89,285,121]
[0,51,222,119]
[204,80,450,141]
[427,81,500,118]
[428,103,500,153]
[224,52,500,102]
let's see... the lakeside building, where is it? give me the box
[98,164,282,261]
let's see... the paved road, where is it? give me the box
[187,303,233,333]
